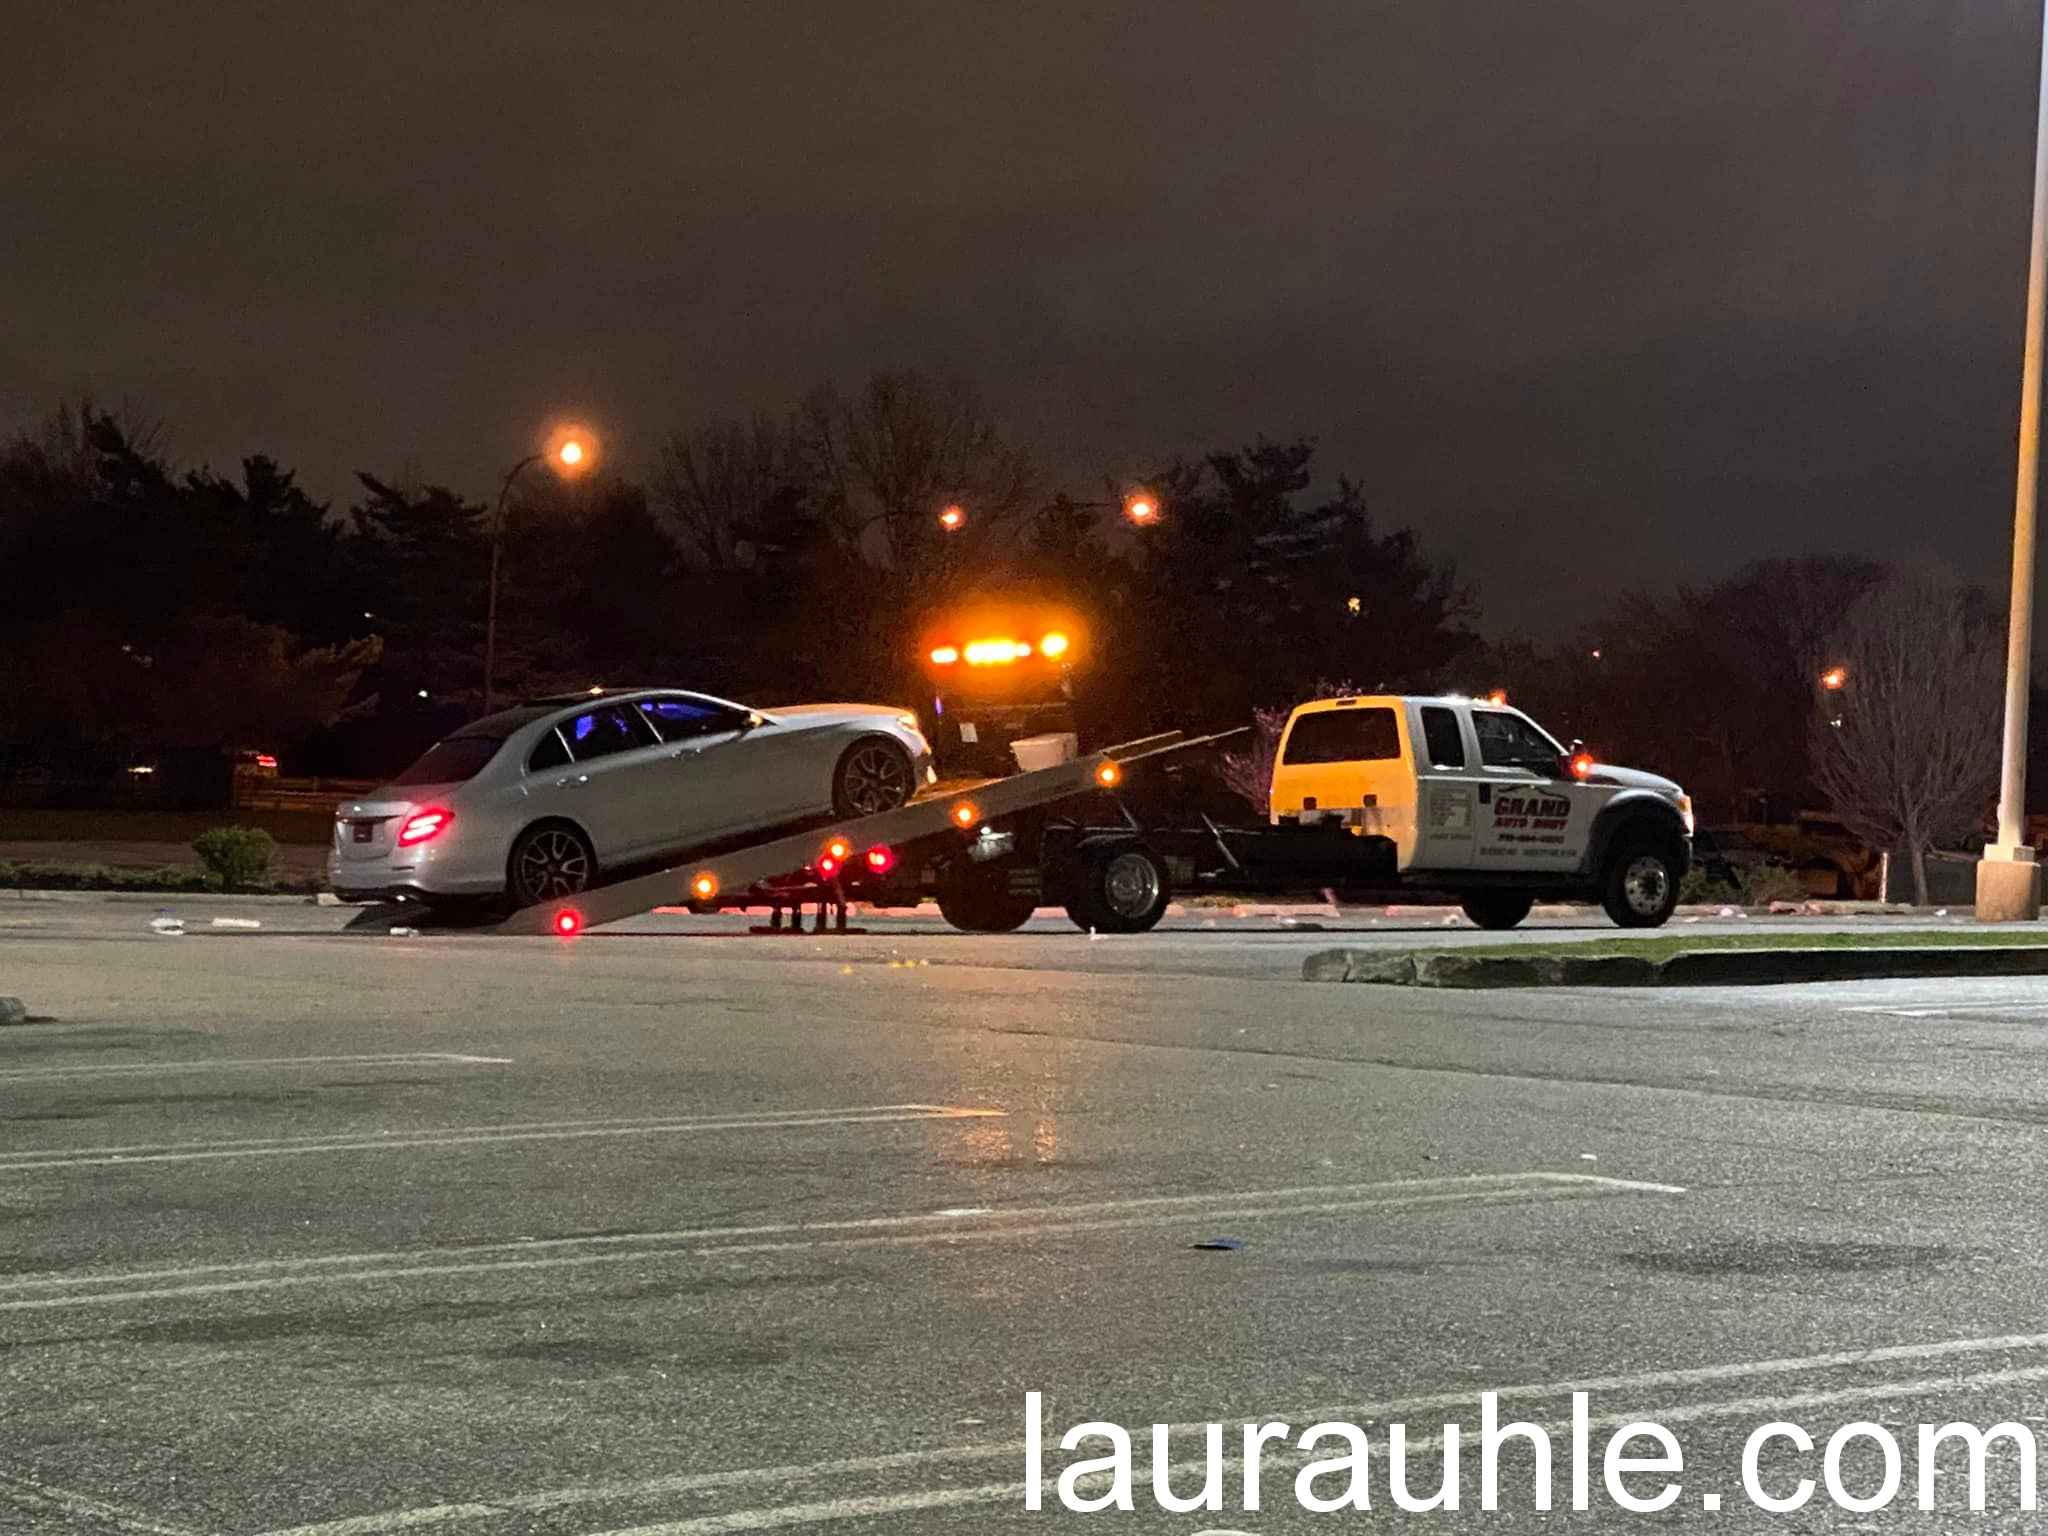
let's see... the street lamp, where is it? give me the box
[1980,2,2048,920]
[484,426,596,714]
[1123,490,1159,526]
[1820,666,1847,691]
[938,503,966,532]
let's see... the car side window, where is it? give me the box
[527,727,572,772]
[635,696,743,741]
[563,705,658,762]
[1473,710,1559,772]
[1419,706,1467,769]
[1280,706,1400,765]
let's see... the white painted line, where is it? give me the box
[0,1052,511,1083]
[0,1105,1002,1172]
[0,1172,1673,1312]
[0,1468,199,1535]
[1844,1002,2048,1018]
[253,1329,2048,1536]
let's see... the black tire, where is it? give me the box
[832,737,915,818]
[936,862,1037,933]
[1065,844,1172,934]
[507,822,597,908]
[1600,832,1683,928]
[1460,891,1534,930]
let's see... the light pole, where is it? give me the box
[1980,2,2048,921]
[484,428,595,714]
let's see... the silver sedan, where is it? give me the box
[329,688,932,907]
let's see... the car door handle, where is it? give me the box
[670,747,697,762]
[554,775,590,788]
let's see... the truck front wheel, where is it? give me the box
[1459,891,1534,930]
[1600,834,1683,928]
[1066,845,1172,934]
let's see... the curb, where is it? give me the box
[1302,945,2048,988]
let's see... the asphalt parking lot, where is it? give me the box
[4,897,2048,1531]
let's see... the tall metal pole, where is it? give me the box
[483,452,540,716]
[1982,0,2048,917]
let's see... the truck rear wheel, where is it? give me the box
[1065,845,1171,934]
[1459,891,1534,930]
[936,863,1037,933]
[1600,834,1683,928]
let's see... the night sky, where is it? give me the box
[8,0,2045,632]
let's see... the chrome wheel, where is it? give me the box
[511,827,593,905]
[1102,850,1162,920]
[837,741,912,816]
[1623,854,1671,917]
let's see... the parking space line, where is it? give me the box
[0,1052,511,1082]
[0,1468,200,1535]
[253,1332,2048,1536]
[0,1105,1001,1172]
[1843,1001,2048,1018]
[0,1172,1674,1312]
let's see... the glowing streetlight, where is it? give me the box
[485,424,601,713]
[1123,490,1160,526]
[1820,666,1847,691]
[938,503,966,532]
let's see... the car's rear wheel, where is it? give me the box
[1459,891,1534,930]
[508,823,596,908]
[833,737,915,818]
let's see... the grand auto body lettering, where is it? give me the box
[1490,792,1571,832]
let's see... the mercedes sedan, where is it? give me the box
[329,689,932,907]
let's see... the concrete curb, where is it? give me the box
[1303,945,2048,988]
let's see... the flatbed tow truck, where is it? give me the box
[495,691,1694,938]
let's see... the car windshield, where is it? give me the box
[390,736,503,786]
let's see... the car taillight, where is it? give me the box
[864,844,896,874]
[397,808,452,846]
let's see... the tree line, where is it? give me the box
[0,378,2019,887]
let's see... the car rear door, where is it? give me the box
[543,703,670,861]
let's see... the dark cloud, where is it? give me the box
[6,0,2043,629]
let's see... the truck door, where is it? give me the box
[1271,701,1418,866]
[1408,701,1480,870]
[1467,708,1598,871]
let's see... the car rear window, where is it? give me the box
[1281,707,1400,765]
[391,736,503,786]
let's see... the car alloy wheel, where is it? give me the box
[513,828,592,904]
[838,741,912,816]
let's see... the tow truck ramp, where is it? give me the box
[494,730,1224,935]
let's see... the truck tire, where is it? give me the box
[1065,845,1171,934]
[1599,831,1683,928]
[1459,891,1534,930]
[936,863,1037,933]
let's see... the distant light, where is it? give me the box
[938,504,965,531]
[929,645,960,666]
[362,610,375,620]
[127,764,155,777]
[1124,491,1159,525]
[555,909,583,936]
[587,685,604,695]
[1346,596,1361,615]
[1820,666,1848,690]
[1038,631,1070,659]
[1589,649,1602,661]
[558,440,585,467]
[417,689,429,699]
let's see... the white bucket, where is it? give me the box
[1010,732,1079,772]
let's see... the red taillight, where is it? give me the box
[864,844,896,874]
[397,807,452,846]
[554,909,582,937]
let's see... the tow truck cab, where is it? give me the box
[917,603,1089,777]
[1271,694,1695,926]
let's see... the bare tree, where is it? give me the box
[650,414,791,571]
[1809,573,2002,904]
[790,371,1040,582]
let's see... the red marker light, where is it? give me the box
[1095,762,1122,788]
[817,854,841,878]
[864,844,896,874]
[824,836,852,863]
[397,807,453,846]
[1570,752,1596,781]
[554,909,583,937]
[951,801,980,828]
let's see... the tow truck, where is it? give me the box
[495,684,1693,937]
